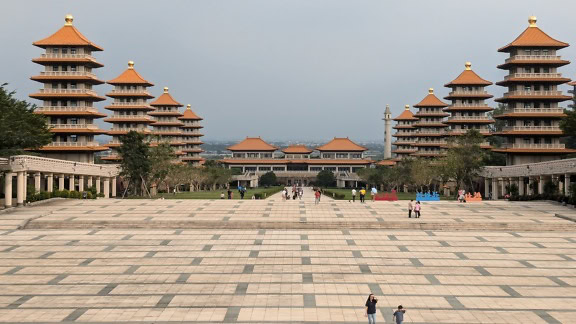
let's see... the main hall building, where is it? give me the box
[220,137,373,187]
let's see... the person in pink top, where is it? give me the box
[413,201,421,218]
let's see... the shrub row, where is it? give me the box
[322,189,346,200]
[26,190,104,203]
[509,194,569,204]
[253,186,283,199]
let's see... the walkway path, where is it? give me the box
[0,198,575,323]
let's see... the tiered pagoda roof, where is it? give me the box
[316,138,367,152]
[227,137,278,151]
[282,145,313,154]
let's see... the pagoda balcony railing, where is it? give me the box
[500,108,564,114]
[414,121,447,125]
[504,90,564,96]
[110,127,149,131]
[501,143,565,149]
[49,123,99,130]
[449,103,490,107]
[109,89,152,95]
[110,102,150,106]
[447,116,492,121]
[416,140,447,144]
[414,113,449,117]
[39,89,99,96]
[417,130,446,134]
[393,140,416,144]
[448,90,489,96]
[505,55,562,62]
[110,115,152,119]
[40,53,97,60]
[183,131,203,135]
[502,126,560,132]
[394,148,418,152]
[36,106,98,112]
[39,71,98,78]
[568,89,574,94]
[448,129,490,134]
[48,141,100,147]
[107,140,123,145]
[504,73,563,80]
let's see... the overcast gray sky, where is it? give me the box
[2,0,576,142]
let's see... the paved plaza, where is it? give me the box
[0,189,576,323]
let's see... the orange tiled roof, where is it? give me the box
[179,105,203,120]
[498,17,569,52]
[393,105,418,121]
[568,80,576,86]
[33,15,103,51]
[150,88,182,107]
[414,89,448,108]
[227,137,278,151]
[108,62,153,86]
[445,63,492,86]
[376,160,396,166]
[282,145,313,154]
[316,137,367,152]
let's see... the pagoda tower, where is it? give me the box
[29,15,107,163]
[103,61,155,161]
[412,89,449,158]
[149,87,185,156]
[392,105,418,161]
[178,104,204,166]
[493,16,575,165]
[444,62,493,148]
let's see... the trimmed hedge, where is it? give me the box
[322,189,346,200]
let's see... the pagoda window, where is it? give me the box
[543,84,550,91]
[70,100,78,107]
[51,65,59,72]
[534,120,541,126]
[544,102,551,108]
[51,82,58,89]
[70,83,77,89]
[543,67,550,73]
[70,135,78,142]
[51,100,58,106]
[61,48,68,54]
[52,48,59,54]
[70,48,77,54]
[533,50,540,56]
[544,120,551,126]
[247,153,258,158]
[50,117,58,124]
[525,49,531,55]
[351,153,362,159]
[336,153,348,159]
[545,138,552,144]
[524,102,532,108]
[70,65,77,72]
[524,85,531,91]
[542,49,549,56]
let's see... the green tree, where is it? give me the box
[560,109,576,149]
[442,129,486,191]
[357,167,384,189]
[315,170,336,187]
[117,131,150,196]
[149,142,177,192]
[487,104,506,148]
[410,158,439,192]
[0,84,51,156]
[259,171,277,187]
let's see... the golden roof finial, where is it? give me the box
[186,104,191,110]
[428,88,434,94]
[465,62,472,70]
[528,16,537,27]
[64,14,74,26]
[128,61,134,69]
[163,87,169,93]
[405,104,410,110]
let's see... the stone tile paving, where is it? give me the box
[0,189,574,322]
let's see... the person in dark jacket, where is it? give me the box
[365,294,378,324]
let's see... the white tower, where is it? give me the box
[383,104,392,159]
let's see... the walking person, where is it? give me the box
[414,201,421,218]
[392,305,406,324]
[351,188,357,202]
[359,188,366,203]
[365,294,378,324]
[227,188,232,200]
[371,186,378,202]
[408,200,413,218]
[314,189,321,205]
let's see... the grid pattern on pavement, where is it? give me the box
[0,192,575,323]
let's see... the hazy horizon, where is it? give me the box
[2,0,576,142]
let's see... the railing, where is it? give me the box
[505,73,563,80]
[447,129,490,134]
[109,89,151,95]
[416,130,446,135]
[40,53,97,60]
[415,140,447,145]
[4,155,119,177]
[38,89,99,96]
[109,102,150,106]
[48,141,100,147]
[414,112,448,115]
[504,90,564,96]
[500,143,565,149]
[109,115,152,120]
[501,126,560,132]
[500,108,564,114]
[505,55,562,62]
[49,123,99,129]
[414,121,447,125]
[448,91,489,96]
[36,106,98,112]
[447,116,492,121]
[39,71,98,78]
[449,104,490,108]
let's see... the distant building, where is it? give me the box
[412,89,449,158]
[492,16,576,165]
[149,88,186,158]
[444,62,493,148]
[392,105,418,161]
[103,61,155,161]
[220,137,372,187]
[29,15,108,163]
[179,104,204,166]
